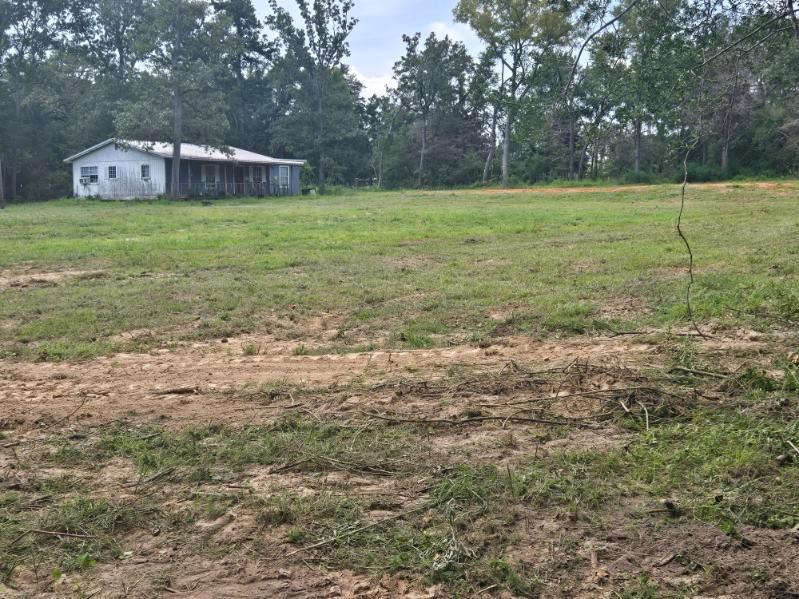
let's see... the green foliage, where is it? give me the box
[3,0,799,198]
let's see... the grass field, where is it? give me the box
[1,182,798,597]
[0,183,796,360]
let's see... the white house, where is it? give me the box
[63,139,306,200]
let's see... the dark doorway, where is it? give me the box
[235,166,245,194]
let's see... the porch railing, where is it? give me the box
[174,180,293,198]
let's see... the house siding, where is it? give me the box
[293,165,301,195]
[71,144,165,199]
[268,164,301,195]
[68,142,304,199]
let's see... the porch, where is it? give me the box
[165,159,299,198]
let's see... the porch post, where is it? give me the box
[0,156,5,209]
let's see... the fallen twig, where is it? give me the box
[270,459,310,474]
[670,366,728,379]
[677,139,711,340]
[474,386,686,408]
[637,400,650,432]
[361,411,596,429]
[274,504,430,562]
[655,553,676,567]
[45,396,89,429]
[156,387,199,395]
[124,467,176,490]
[11,528,96,545]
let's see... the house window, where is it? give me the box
[279,166,290,188]
[80,166,99,184]
[253,166,263,183]
[107,166,117,180]
[141,164,150,180]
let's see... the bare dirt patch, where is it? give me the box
[597,295,653,320]
[1,320,795,597]
[435,181,799,197]
[0,327,779,432]
[504,510,799,598]
[0,268,105,290]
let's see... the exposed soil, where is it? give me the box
[2,319,796,598]
[0,327,776,432]
[443,181,798,196]
[0,269,105,290]
[505,510,799,598]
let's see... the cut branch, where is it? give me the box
[677,139,709,339]
[564,0,643,95]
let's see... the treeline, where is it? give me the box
[1,0,798,201]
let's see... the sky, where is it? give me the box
[252,0,484,97]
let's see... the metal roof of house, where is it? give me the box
[63,139,306,166]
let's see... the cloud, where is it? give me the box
[429,20,483,53]
[356,0,430,18]
[351,68,395,98]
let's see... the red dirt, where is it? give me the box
[427,181,797,196]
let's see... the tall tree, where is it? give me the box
[66,0,152,86]
[1,0,64,200]
[115,0,229,199]
[268,0,357,194]
[471,50,501,183]
[211,0,275,151]
[394,33,473,187]
[365,93,401,189]
[455,0,573,187]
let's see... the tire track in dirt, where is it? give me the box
[0,331,771,431]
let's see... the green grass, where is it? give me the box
[0,496,148,582]
[2,184,799,594]
[49,416,421,481]
[0,183,797,360]
[520,409,799,529]
[24,395,798,592]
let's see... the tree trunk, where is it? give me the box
[9,90,22,201]
[482,145,496,184]
[721,58,741,174]
[417,116,427,188]
[319,155,326,193]
[633,119,642,174]
[377,109,398,189]
[568,112,576,180]
[9,157,16,202]
[789,0,799,41]
[577,138,590,180]
[0,157,5,209]
[317,73,326,194]
[721,142,729,173]
[171,89,183,199]
[376,142,385,190]
[501,112,511,187]
[170,0,183,201]
[482,106,497,183]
